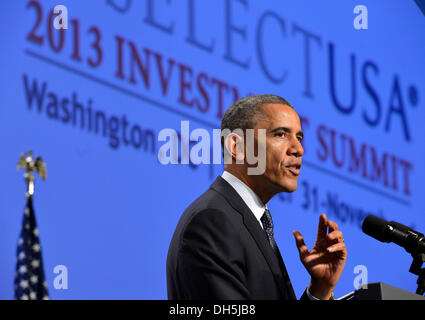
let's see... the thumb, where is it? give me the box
[293,230,308,258]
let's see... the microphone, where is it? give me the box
[362,215,425,255]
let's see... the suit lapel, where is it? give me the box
[210,176,290,298]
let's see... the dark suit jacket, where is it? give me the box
[167,176,308,300]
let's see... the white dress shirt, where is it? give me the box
[220,170,320,300]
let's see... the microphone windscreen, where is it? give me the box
[362,215,389,242]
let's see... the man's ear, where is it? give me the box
[224,132,245,164]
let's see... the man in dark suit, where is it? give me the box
[167,95,347,300]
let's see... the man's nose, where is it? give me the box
[288,138,304,157]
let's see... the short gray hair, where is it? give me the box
[220,94,292,154]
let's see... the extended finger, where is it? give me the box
[293,230,309,258]
[316,214,328,241]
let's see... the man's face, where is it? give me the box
[254,103,304,193]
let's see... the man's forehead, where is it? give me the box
[258,103,301,127]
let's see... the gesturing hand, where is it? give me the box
[293,213,347,300]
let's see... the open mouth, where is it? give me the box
[285,164,301,176]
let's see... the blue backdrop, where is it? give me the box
[1,0,424,299]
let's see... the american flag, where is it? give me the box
[14,195,49,300]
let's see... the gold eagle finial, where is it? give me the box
[17,150,47,196]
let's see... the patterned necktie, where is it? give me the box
[261,208,279,256]
[261,208,296,300]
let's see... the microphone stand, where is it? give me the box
[409,253,425,295]
[401,227,425,296]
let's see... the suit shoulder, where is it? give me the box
[177,187,232,224]
[171,188,243,248]
[187,186,231,213]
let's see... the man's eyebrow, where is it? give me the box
[270,126,304,138]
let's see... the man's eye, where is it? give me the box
[275,132,285,137]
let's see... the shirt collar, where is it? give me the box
[221,171,267,227]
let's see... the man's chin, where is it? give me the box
[274,180,298,193]
[283,185,297,193]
